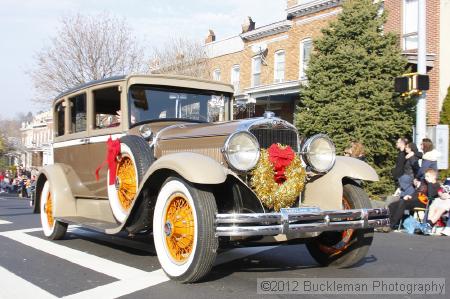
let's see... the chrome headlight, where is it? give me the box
[223,131,260,172]
[302,134,336,173]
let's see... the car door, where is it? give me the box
[52,92,92,197]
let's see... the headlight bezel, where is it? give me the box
[222,131,260,172]
[301,134,336,173]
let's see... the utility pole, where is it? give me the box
[415,0,427,144]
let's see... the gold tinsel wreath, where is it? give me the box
[250,148,306,212]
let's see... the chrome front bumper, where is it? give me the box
[215,207,390,237]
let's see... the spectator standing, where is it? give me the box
[398,142,420,197]
[392,138,408,189]
[416,138,439,180]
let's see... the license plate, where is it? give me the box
[280,207,321,214]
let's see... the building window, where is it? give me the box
[213,69,221,81]
[403,0,418,50]
[231,65,240,92]
[299,38,313,80]
[274,50,285,83]
[252,56,261,87]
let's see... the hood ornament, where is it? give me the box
[263,111,275,118]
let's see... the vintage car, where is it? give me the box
[34,74,389,283]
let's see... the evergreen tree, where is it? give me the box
[295,0,414,197]
[439,86,450,179]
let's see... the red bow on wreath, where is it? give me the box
[95,137,121,185]
[268,144,295,184]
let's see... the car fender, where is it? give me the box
[35,163,87,217]
[303,156,378,210]
[139,152,228,188]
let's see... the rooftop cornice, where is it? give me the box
[240,20,292,41]
[286,0,343,19]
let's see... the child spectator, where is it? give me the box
[426,182,450,235]
[389,168,440,229]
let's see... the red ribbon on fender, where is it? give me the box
[95,137,121,185]
[268,144,295,184]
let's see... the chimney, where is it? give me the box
[205,29,216,44]
[286,0,297,9]
[241,16,255,33]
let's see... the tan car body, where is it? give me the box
[35,74,378,236]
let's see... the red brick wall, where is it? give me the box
[384,0,440,125]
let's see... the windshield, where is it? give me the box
[128,85,230,125]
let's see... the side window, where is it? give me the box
[299,38,313,80]
[93,86,121,129]
[213,69,221,81]
[403,0,418,50]
[274,50,285,83]
[252,56,262,87]
[69,93,86,133]
[55,101,65,137]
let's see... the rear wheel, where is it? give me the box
[40,181,67,240]
[306,183,374,268]
[153,177,218,283]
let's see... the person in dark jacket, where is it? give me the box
[392,138,408,186]
[398,142,420,197]
[389,168,440,229]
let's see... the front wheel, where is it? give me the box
[153,177,218,283]
[306,183,374,268]
[40,181,67,240]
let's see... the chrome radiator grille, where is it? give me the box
[249,128,298,151]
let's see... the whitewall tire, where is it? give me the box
[153,177,218,283]
[40,181,67,240]
[108,135,153,223]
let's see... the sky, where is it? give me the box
[0,0,286,119]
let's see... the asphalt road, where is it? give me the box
[0,195,449,299]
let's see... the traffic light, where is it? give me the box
[394,77,409,93]
[394,73,429,96]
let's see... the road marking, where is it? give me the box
[0,265,57,299]
[0,227,279,298]
[62,269,168,299]
[0,219,12,225]
[0,230,149,280]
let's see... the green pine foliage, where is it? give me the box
[441,86,450,124]
[439,86,450,179]
[295,0,414,198]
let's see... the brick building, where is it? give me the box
[204,0,450,126]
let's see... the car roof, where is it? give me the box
[53,74,234,104]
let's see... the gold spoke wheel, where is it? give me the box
[163,193,195,264]
[318,196,355,256]
[45,192,54,228]
[116,155,137,210]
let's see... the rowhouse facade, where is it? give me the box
[20,110,54,169]
[205,0,450,126]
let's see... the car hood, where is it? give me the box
[156,117,297,141]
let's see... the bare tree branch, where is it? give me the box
[149,37,211,79]
[29,13,146,104]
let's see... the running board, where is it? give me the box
[59,216,121,234]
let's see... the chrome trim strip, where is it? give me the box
[53,133,125,148]
[215,218,390,237]
[215,208,390,237]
